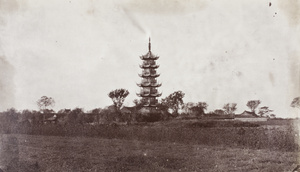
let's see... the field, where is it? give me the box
[2,134,299,172]
[1,119,300,171]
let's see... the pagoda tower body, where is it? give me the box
[137,38,162,108]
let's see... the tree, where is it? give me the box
[3,108,19,124]
[246,100,261,113]
[36,96,55,113]
[161,91,185,115]
[223,103,237,115]
[190,102,208,116]
[258,106,273,117]
[91,108,102,124]
[68,108,84,124]
[108,89,129,112]
[291,97,300,109]
[21,109,33,121]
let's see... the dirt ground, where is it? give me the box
[1,134,297,172]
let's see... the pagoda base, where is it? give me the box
[137,106,162,122]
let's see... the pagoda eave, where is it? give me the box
[137,83,162,87]
[137,93,162,97]
[138,74,160,78]
[140,56,159,60]
[139,64,159,69]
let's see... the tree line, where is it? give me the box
[0,89,299,127]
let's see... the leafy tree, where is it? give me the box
[68,108,84,124]
[246,100,261,113]
[91,108,102,124]
[190,102,208,116]
[36,96,55,113]
[20,109,33,121]
[223,103,237,115]
[3,108,19,124]
[291,97,300,109]
[91,108,102,114]
[258,106,273,117]
[161,91,185,115]
[108,89,129,112]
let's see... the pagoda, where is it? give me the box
[137,38,162,107]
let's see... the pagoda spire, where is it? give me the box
[148,37,151,51]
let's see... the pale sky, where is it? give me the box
[0,0,299,118]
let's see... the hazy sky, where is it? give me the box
[0,0,299,117]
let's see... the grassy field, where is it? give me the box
[0,133,297,172]
[0,119,299,171]
[13,119,298,151]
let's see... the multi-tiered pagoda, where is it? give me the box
[137,38,162,107]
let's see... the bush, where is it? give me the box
[136,112,163,122]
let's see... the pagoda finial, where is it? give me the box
[148,37,151,51]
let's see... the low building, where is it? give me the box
[234,111,267,122]
[44,115,58,124]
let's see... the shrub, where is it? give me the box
[136,112,162,122]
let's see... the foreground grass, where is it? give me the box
[15,119,298,151]
[3,134,298,172]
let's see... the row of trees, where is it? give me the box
[32,90,300,119]
[1,90,299,126]
[33,91,300,118]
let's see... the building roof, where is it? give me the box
[235,111,259,118]
[45,115,57,121]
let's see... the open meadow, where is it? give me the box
[0,119,299,171]
[2,134,299,172]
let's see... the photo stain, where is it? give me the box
[269,72,275,87]
[124,0,207,14]
[0,56,15,110]
[278,0,300,26]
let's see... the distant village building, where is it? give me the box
[137,38,162,111]
[234,111,267,122]
[44,115,58,124]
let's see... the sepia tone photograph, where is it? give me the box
[0,0,300,171]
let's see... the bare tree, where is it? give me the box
[36,96,55,113]
[246,100,261,113]
[223,103,237,115]
[108,89,129,112]
[258,106,273,117]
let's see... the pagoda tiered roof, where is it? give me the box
[136,92,162,97]
[137,83,162,87]
[139,64,159,68]
[140,52,159,60]
[138,73,160,78]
